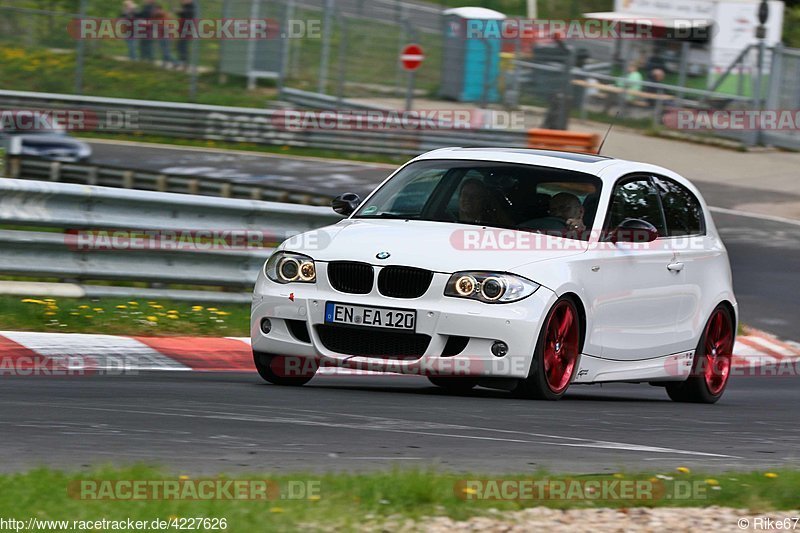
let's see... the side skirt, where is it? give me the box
[571,351,694,384]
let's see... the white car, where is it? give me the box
[251,148,737,402]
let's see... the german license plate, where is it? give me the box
[324,302,416,332]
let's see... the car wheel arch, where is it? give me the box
[558,292,587,354]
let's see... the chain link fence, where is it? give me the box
[0,0,449,105]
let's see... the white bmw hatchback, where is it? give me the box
[251,148,737,402]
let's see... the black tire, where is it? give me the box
[515,297,582,401]
[427,376,478,393]
[666,305,734,404]
[253,351,317,386]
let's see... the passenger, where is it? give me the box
[522,192,586,234]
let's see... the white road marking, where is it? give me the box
[709,206,800,227]
[26,402,738,459]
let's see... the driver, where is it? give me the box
[458,178,512,226]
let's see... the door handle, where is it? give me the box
[667,262,685,272]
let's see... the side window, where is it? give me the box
[606,178,667,237]
[653,177,705,236]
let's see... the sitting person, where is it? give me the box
[521,192,586,234]
[457,178,513,226]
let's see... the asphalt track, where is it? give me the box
[0,374,797,474]
[2,141,796,475]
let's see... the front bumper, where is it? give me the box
[250,262,557,378]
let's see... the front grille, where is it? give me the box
[327,261,374,294]
[316,325,430,360]
[378,266,434,298]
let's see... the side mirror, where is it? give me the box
[332,193,362,216]
[611,218,659,243]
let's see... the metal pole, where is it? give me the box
[753,40,766,145]
[405,70,416,111]
[74,0,88,94]
[396,19,409,97]
[336,16,348,104]
[752,0,770,146]
[676,40,689,101]
[278,0,296,94]
[318,0,335,94]
[189,0,201,102]
[246,0,262,89]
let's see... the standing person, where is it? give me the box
[617,62,643,98]
[153,4,176,68]
[121,0,139,60]
[604,62,643,114]
[137,0,156,61]
[175,0,196,70]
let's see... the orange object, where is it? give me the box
[527,129,600,154]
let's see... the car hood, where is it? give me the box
[285,219,588,273]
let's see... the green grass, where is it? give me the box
[0,467,796,532]
[0,295,249,337]
[0,45,275,106]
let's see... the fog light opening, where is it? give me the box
[260,318,272,335]
[491,341,508,358]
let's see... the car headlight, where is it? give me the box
[444,271,539,303]
[265,251,316,284]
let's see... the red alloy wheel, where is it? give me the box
[542,300,580,394]
[703,308,734,395]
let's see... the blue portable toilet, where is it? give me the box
[441,7,506,103]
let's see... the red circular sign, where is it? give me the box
[400,44,425,71]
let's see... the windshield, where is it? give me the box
[353,159,603,241]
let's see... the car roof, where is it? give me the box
[411,147,678,180]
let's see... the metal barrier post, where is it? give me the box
[318,0,335,94]
[74,0,88,94]
[336,16,348,105]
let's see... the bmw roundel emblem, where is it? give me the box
[376,251,391,260]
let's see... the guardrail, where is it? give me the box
[0,90,530,157]
[0,178,342,294]
[6,156,334,206]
